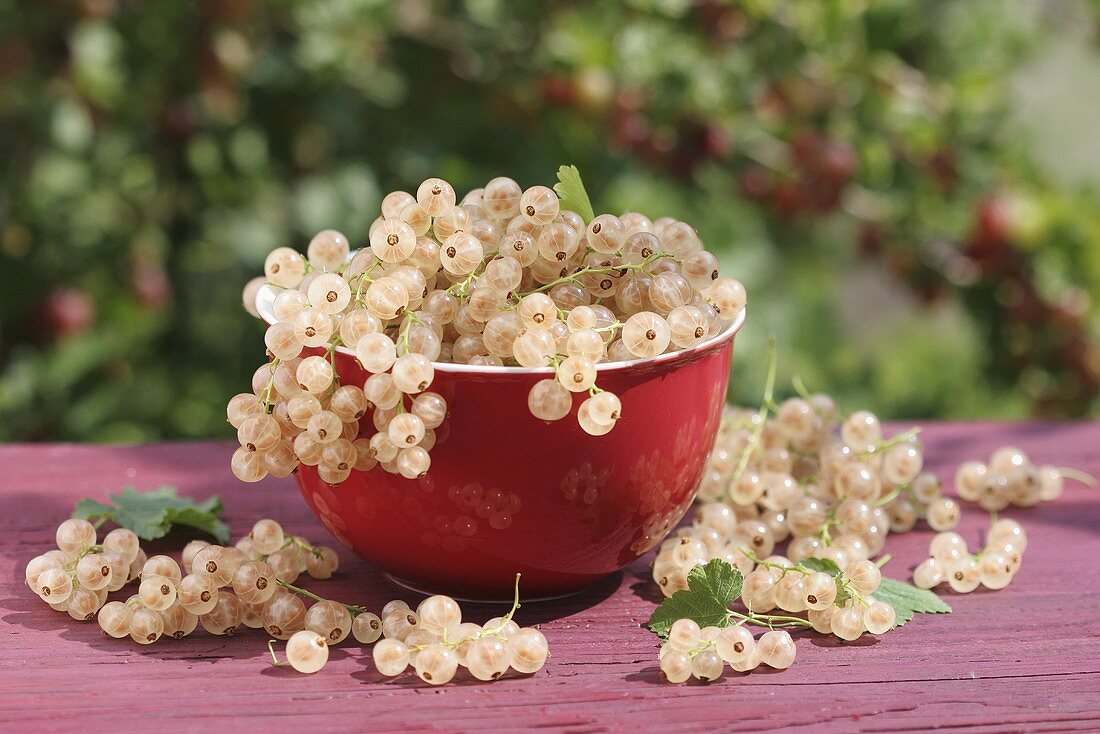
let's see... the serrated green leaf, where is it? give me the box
[110,486,186,539]
[553,165,595,223]
[71,486,230,544]
[873,577,952,627]
[647,559,743,638]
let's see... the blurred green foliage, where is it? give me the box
[1,0,1098,442]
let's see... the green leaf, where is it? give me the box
[72,486,230,544]
[873,577,952,627]
[553,165,595,223]
[163,505,230,543]
[72,498,115,519]
[647,559,743,638]
[799,557,842,575]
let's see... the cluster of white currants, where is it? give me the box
[954,446,1067,511]
[107,519,339,644]
[27,517,549,682]
[233,174,746,483]
[659,401,942,600]
[913,520,1027,593]
[25,517,340,645]
[742,556,895,640]
[26,519,145,622]
[659,620,795,683]
[370,592,548,685]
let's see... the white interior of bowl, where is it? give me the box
[256,282,745,375]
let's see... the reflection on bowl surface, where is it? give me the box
[263,286,744,599]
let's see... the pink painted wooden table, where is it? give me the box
[2,423,1099,733]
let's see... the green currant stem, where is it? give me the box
[839,579,869,607]
[412,573,524,653]
[270,534,321,563]
[1058,467,1097,486]
[685,639,718,657]
[63,543,103,570]
[730,610,813,630]
[260,358,282,413]
[861,427,921,457]
[479,573,522,640]
[91,518,107,530]
[875,487,901,507]
[276,579,366,616]
[350,261,380,307]
[520,268,597,295]
[791,374,814,402]
[725,336,779,499]
[812,508,838,546]
[268,639,284,667]
[740,548,809,576]
[278,535,324,560]
[395,311,423,356]
[875,554,892,569]
[520,253,676,296]
[445,272,479,299]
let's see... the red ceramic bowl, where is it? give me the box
[257,285,744,600]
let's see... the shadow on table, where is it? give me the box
[801,631,880,649]
[0,595,278,662]
[1014,499,1100,535]
[626,663,794,685]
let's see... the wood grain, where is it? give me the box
[1,423,1098,733]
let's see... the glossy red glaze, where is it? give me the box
[293,327,738,600]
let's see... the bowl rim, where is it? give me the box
[256,282,745,376]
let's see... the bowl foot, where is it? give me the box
[384,573,600,604]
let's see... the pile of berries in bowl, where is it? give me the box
[229,170,747,598]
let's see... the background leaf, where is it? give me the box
[72,498,115,521]
[163,506,230,545]
[71,486,230,544]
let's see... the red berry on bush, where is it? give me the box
[974,196,1013,248]
[539,74,576,107]
[818,141,856,184]
[43,287,95,339]
[132,261,172,311]
[739,166,772,202]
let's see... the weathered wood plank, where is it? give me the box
[0,422,1098,733]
